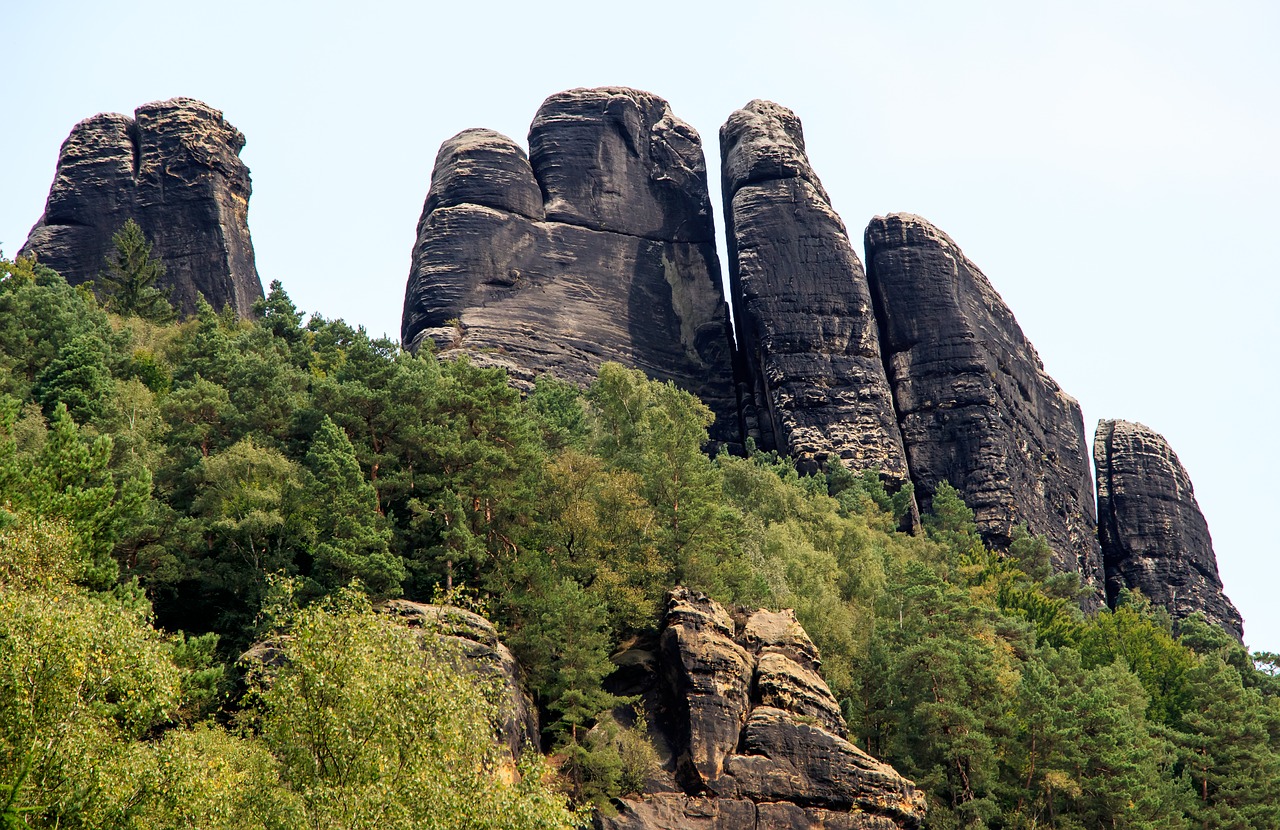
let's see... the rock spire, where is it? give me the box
[21,98,262,316]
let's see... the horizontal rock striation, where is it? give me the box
[401,88,739,446]
[599,588,925,830]
[21,98,262,316]
[721,101,909,480]
[1094,420,1243,641]
[864,214,1103,596]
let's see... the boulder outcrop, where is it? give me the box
[864,214,1103,594]
[1094,420,1243,641]
[240,600,538,762]
[401,88,740,446]
[21,98,262,316]
[721,101,909,481]
[599,588,925,830]
[378,600,540,759]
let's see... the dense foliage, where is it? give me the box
[2,247,1279,828]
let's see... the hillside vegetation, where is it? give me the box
[2,250,1279,829]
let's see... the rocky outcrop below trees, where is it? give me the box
[21,98,262,316]
[863,213,1104,596]
[241,600,539,762]
[721,101,909,483]
[401,88,740,447]
[1094,420,1244,641]
[599,588,925,830]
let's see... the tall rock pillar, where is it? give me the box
[21,98,262,316]
[401,88,739,446]
[1094,419,1243,641]
[865,213,1103,594]
[720,101,909,480]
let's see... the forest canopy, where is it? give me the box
[1,247,1279,829]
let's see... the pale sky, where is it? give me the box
[3,1,1277,652]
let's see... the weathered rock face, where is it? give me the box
[721,101,909,481]
[1094,420,1243,641]
[401,88,740,446]
[599,588,925,830]
[864,214,1103,595]
[21,98,262,316]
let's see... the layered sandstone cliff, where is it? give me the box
[401,88,740,446]
[1094,420,1243,641]
[21,98,262,316]
[600,588,925,830]
[864,213,1104,594]
[721,101,909,482]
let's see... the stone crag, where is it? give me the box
[399,87,1239,636]
[721,101,910,483]
[21,98,262,316]
[401,88,740,446]
[864,213,1104,596]
[1094,420,1243,641]
[599,588,925,830]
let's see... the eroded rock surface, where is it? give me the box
[599,588,925,830]
[721,101,909,480]
[1094,420,1243,641]
[864,214,1103,596]
[21,98,262,316]
[401,88,739,446]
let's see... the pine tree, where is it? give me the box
[98,219,174,322]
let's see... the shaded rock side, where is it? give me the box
[402,89,739,446]
[721,101,909,480]
[599,588,925,830]
[1094,420,1243,641]
[21,98,262,316]
[864,214,1102,594]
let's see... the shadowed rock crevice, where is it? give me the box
[1094,419,1243,641]
[401,88,740,447]
[22,98,263,316]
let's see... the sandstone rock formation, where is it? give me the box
[864,214,1103,594]
[21,98,262,316]
[1094,420,1243,641]
[401,88,740,446]
[599,588,925,830]
[721,101,909,481]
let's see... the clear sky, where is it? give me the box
[3,1,1277,651]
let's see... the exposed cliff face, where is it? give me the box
[864,214,1103,595]
[600,588,925,830]
[1094,420,1244,641]
[401,88,740,446]
[21,98,262,316]
[720,101,909,481]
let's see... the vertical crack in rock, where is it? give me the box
[864,213,1103,600]
[21,98,263,316]
[1094,419,1244,641]
[720,101,910,483]
[401,88,740,447]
